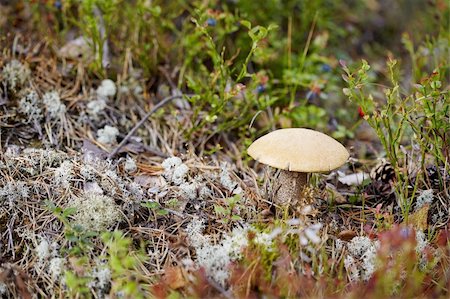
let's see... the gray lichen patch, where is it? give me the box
[43,91,66,119]
[1,59,30,91]
[68,191,122,231]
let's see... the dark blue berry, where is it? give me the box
[256,84,266,93]
[321,64,332,72]
[206,18,217,26]
[54,0,62,9]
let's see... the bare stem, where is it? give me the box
[273,170,307,206]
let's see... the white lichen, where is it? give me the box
[162,157,189,185]
[19,90,43,123]
[87,98,107,116]
[347,236,373,258]
[179,182,197,201]
[172,164,189,185]
[128,182,144,200]
[194,232,246,286]
[186,218,249,287]
[54,160,73,188]
[335,239,344,251]
[185,218,210,248]
[4,145,21,157]
[303,223,323,244]
[36,238,50,265]
[96,79,117,98]
[2,59,30,90]
[162,156,182,170]
[97,125,119,145]
[88,262,111,296]
[360,243,377,281]
[344,255,360,282]
[253,228,281,250]
[343,236,379,282]
[199,185,213,200]
[415,189,434,210]
[95,267,111,290]
[69,192,122,231]
[416,230,429,269]
[124,156,137,173]
[48,258,65,280]
[21,148,66,168]
[0,282,7,296]
[220,165,242,194]
[0,181,30,207]
[432,211,445,223]
[80,164,97,180]
[43,91,66,118]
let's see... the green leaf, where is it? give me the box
[214,205,227,215]
[63,207,77,217]
[141,201,160,209]
[149,5,161,17]
[231,215,242,221]
[111,255,124,273]
[240,20,251,29]
[267,24,279,31]
[157,209,169,216]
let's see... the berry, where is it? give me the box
[206,18,217,26]
[54,0,62,9]
[321,64,332,72]
[256,84,266,93]
[358,106,365,118]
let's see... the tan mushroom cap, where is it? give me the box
[248,128,349,172]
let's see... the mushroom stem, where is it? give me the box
[273,170,307,206]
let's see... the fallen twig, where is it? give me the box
[108,94,190,159]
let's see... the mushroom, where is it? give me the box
[248,128,349,206]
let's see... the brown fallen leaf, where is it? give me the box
[137,163,164,175]
[163,266,187,290]
[134,175,167,189]
[14,270,31,299]
[338,230,357,241]
[0,265,32,299]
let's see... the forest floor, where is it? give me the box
[0,1,449,298]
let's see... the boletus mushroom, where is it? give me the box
[248,128,349,206]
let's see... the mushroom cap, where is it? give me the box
[248,128,349,172]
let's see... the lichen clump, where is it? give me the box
[340,236,379,282]
[96,79,117,98]
[162,157,189,185]
[97,125,120,145]
[185,218,249,287]
[19,90,43,123]
[1,59,30,90]
[69,191,122,231]
[43,91,66,118]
